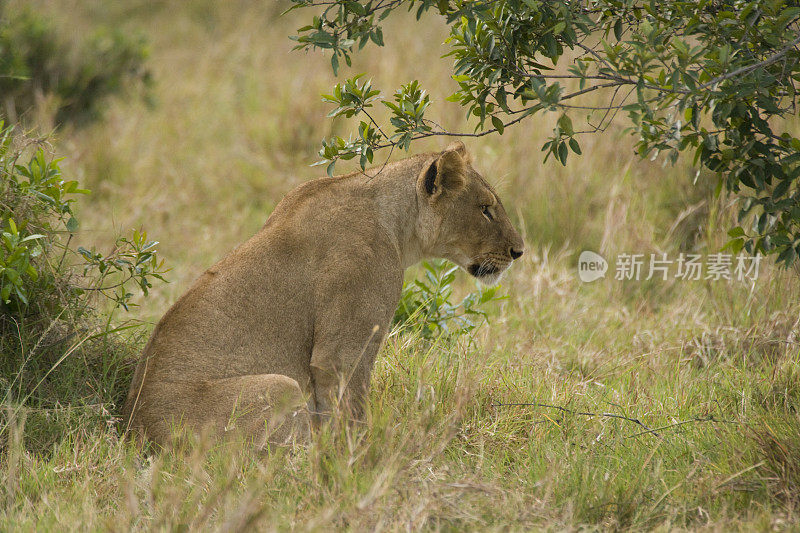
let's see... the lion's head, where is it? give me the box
[416,141,524,285]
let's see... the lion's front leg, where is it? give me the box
[309,256,402,426]
[309,363,338,422]
[310,320,386,425]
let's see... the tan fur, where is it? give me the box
[122,141,524,448]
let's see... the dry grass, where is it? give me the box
[2,0,800,530]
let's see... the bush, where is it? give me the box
[393,259,503,339]
[0,122,166,453]
[0,5,151,126]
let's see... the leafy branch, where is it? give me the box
[0,122,167,313]
[292,0,800,266]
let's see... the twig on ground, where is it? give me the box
[494,401,741,440]
[492,400,659,436]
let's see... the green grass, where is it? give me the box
[2,0,800,530]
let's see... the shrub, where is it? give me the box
[0,122,166,453]
[393,259,503,339]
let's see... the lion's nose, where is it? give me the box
[509,247,524,260]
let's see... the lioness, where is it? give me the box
[123,141,524,447]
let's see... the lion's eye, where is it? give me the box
[481,205,494,221]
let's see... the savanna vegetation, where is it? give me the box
[1,0,799,530]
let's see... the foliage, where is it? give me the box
[317,75,432,175]
[291,0,800,266]
[0,4,151,126]
[0,122,167,315]
[393,259,503,338]
[0,122,166,448]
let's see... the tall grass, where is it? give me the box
[2,0,799,530]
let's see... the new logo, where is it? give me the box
[578,250,608,282]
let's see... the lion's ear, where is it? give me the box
[421,149,466,199]
[445,140,470,161]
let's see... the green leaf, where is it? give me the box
[491,115,504,134]
[14,287,28,305]
[722,237,744,254]
[558,114,573,136]
[773,179,791,199]
[558,142,568,165]
[370,28,384,46]
[331,53,339,76]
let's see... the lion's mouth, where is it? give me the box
[468,262,502,278]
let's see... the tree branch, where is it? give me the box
[697,32,800,91]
